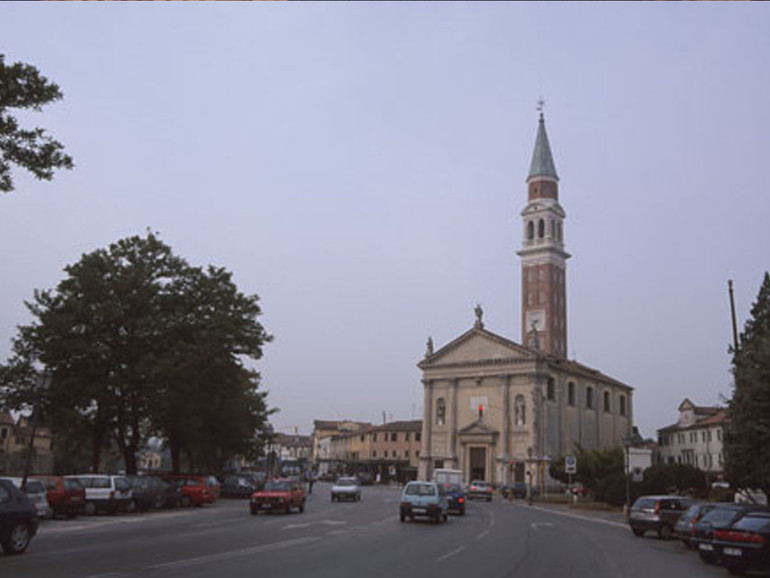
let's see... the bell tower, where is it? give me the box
[517,107,570,357]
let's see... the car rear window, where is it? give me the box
[732,514,770,532]
[632,498,657,509]
[701,508,743,526]
[23,480,46,493]
[405,484,436,496]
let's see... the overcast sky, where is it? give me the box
[1,3,768,440]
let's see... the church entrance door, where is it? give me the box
[470,447,486,481]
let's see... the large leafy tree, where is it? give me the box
[1,232,273,474]
[0,54,73,193]
[725,272,770,498]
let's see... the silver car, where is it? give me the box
[0,477,52,519]
[331,477,361,502]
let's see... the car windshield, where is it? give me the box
[336,479,357,487]
[264,481,291,491]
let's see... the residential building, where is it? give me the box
[657,398,726,475]
[0,412,54,475]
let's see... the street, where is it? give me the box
[4,483,726,578]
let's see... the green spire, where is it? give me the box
[527,113,558,181]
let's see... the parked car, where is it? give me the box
[66,474,133,515]
[691,503,768,565]
[0,478,38,555]
[125,476,180,511]
[163,475,220,507]
[712,509,770,575]
[356,472,373,486]
[673,502,718,549]
[399,481,448,524]
[331,477,361,502]
[0,478,52,519]
[31,476,85,519]
[220,475,260,499]
[249,478,305,515]
[628,495,693,539]
[467,480,493,502]
[501,482,529,499]
[438,483,466,516]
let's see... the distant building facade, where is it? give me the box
[418,111,634,488]
[657,398,726,475]
[0,412,54,476]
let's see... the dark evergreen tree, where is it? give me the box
[0,54,73,193]
[725,272,770,498]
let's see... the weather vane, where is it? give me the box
[537,97,546,115]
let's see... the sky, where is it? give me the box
[1,3,769,440]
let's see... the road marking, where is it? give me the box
[476,529,490,540]
[320,520,347,526]
[283,523,313,530]
[437,545,466,563]
[531,522,554,532]
[529,505,627,529]
[145,536,321,570]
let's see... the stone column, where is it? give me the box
[421,379,433,480]
[449,378,459,465]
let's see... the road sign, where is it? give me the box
[565,455,577,474]
[631,466,644,482]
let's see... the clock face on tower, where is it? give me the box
[525,310,546,333]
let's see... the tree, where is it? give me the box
[725,272,770,498]
[1,232,273,474]
[0,54,74,193]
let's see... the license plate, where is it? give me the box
[412,507,426,513]
[699,544,714,552]
[723,547,742,557]
[261,504,271,509]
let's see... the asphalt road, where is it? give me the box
[3,483,729,578]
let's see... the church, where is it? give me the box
[417,111,633,489]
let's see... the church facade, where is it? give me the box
[417,112,633,488]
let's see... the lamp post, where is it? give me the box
[622,427,643,518]
[526,446,534,505]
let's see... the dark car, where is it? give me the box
[126,476,180,511]
[32,476,85,519]
[220,475,260,499]
[501,482,529,500]
[439,483,466,516]
[674,502,718,549]
[628,495,693,539]
[713,510,770,575]
[0,478,38,555]
[692,503,769,565]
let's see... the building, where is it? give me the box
[657,398,726,475]
[418,111,634,488]
[0,412,54,476]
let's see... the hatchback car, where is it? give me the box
[32,476,85,518]
[438,483,466,515]
[399,481,448,524]
[66,474,133,515]
[0,478,52,519]
[691,503,769,565]
[163,475,220,507]
[0,478,38,555]
[331,477,361,502]
[467,480,493,502]
[250,478,305,514]
[672,502,717,549]
[220,475,260,499]
[628,495,693,539]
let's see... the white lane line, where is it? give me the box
[319,520,347,526]
[476,529,490,540]
[531,522,554,532]
[283,523,313,530]
[437,545,467,563]
[145,536,321,570]
[529,506,627,529]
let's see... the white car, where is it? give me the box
[331,477,361,502]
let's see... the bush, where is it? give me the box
[594,471,627,507]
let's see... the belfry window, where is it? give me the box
[538,219,545,238]
[620,395,627,417]
[586,387,594,409]
[568,382,576,405]
[436,398,446,425]
[527,221,534,240]
[603,391,611,412]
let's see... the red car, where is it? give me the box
[163,475,220,507]
[32,476,86,518]
[249,478,305,515]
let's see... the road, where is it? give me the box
[3,483,727,578]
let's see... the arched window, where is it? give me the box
[527,221,534,240]
[514,395,526,425]
[538,219,545,238]
[586,387,594,409]
[568,382,576,406]
[436,398,446,425]
[547,377,555,401]
[603,391,611,412]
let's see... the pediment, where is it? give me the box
[459,420,498,436]
[419,327,533,369]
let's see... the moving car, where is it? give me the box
[628,495,693,539]
[712,509,770,575]
[439,483,466,515]
[399,481,448,524]
[250,478,305,515]
[468,480,493,502]
[0,478,38,555]
[32,476,85,519]
[331,477,361,502]
[501,482,528,500]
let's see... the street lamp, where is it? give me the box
[622,427,643,517]
[526,446,534,505]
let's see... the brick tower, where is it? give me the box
[517,110,570,357]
